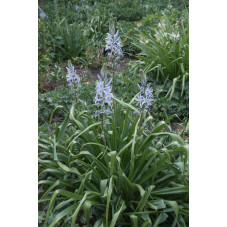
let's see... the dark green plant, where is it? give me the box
[131,12,189,99]
[39,99,189,226]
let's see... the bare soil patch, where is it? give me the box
[39,58,130,93]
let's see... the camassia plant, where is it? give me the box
[131,12,189,99]
[38,98,189,226]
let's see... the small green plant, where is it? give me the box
[60,22,86,61]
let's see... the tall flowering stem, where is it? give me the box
[94,76,113,116]
[94,73,114,149]
[104,20,123,138]
[105,19,123,94]
[105,30,123,63]
[66,61,81,92]
[66,61,81,110]
[136,84,154,110]
[135,70,154,130]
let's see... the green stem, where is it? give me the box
[102,80,107,151]
[101,111,107,150]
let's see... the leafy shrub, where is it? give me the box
[39,99,189,226]
[81,7,112,67]
[49,64,67,84]
[38,63,67,93]
[38,19,57,87]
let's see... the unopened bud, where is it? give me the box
[109,19,115,35]
[139,69,146,85]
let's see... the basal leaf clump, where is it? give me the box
[39,99,189,226]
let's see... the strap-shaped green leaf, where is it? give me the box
[110,201,126,227]
[106,177,113,227]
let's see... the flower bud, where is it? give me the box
[139,69,147,85]
[109,19,115,35]
[101,64,108,80]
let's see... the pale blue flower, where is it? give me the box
[137,84,144,93]
[40,9,46,19]
[95,75,114,116]
[105,30,123,61]
[143,85,154,108]
[75,5,80,11]
[85,5,89,10]
[135,72,154,110]
[104,118,110,124]
[98,131,104,139]
[167,4,173,10]
[94,2,97,6]
[135,94,144,108]
[66,62,81,91]
[158,22,166,28]
[170,32,180,41]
